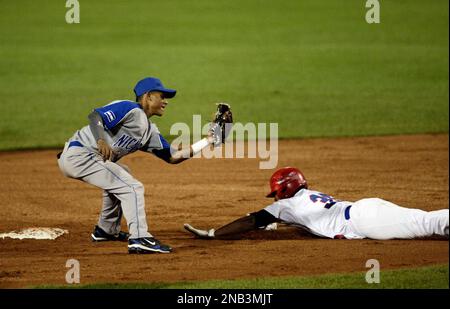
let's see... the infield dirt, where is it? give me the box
[0,134,448,288]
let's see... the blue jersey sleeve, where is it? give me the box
[94,101,142,130]
[158,134,171,150]
[149,135,172,163]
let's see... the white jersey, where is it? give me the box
[69,100,169,162]
[264,189,449,240]
[264,189,362,239]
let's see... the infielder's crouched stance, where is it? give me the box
[57,77,232,254]
[185,167,449,241]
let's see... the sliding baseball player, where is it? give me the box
[185,167,449,240]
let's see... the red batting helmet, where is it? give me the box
[266,167,308,200]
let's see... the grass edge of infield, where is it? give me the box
[31,264,449,289]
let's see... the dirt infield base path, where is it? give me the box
[0,134,448,288]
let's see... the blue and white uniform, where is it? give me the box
[73,100,169,161]
[264,189,449,240]
[57,100,171,239]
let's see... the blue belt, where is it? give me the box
[68,141,83,148]
[344,205,352,220]
[57,141,83,159]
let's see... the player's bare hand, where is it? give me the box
[184,223,215,239]
[97,139,114,162]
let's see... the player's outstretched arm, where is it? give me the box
[183,215,262,240]
[184,210,277,239]
[152,135,213,164]
[150,133,215,164]
[167,133,215,164]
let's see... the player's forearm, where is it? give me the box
[214,210,277,239]
[168,137,214,164]
[88,110,116,161]
[214,215,258,239]
[168,148,192,164]
[184,210,275,240]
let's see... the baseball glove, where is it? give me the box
[210,103,233,146]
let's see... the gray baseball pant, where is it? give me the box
[57,142,152,239]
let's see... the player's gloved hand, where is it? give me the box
[208,123,222,147]
[208,103,233,147]
[97,139,115,162]
[184,223,215,239]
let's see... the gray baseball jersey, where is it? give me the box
[58,100,171,239]
[69,100,170,161]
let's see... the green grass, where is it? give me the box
[35,264,448,289]
[0,0,448,150]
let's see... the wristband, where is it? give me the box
[191,138,210,155]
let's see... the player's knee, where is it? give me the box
[58,157,80,179]
[132,181,145,195]
[117,163,131,173]
[67,168,83,179]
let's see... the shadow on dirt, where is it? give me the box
[220,226,319,241]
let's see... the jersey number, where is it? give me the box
[309,193,337,209]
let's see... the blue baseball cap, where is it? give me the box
[133,77,177,99]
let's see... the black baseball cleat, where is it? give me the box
[91,225,129,242]
[128,237,172,254]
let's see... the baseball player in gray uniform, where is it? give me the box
[57,77,229,254]
[184,167,449,240]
